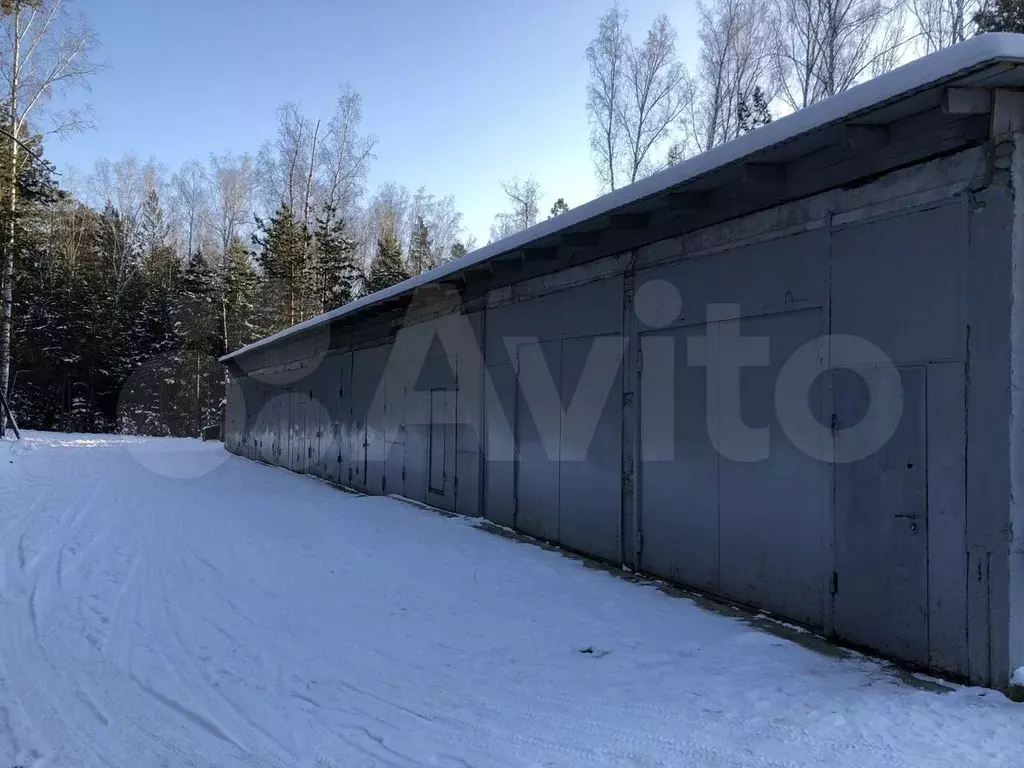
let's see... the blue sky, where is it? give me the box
[48,0,699,244]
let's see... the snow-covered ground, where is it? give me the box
[0,432,1021,767]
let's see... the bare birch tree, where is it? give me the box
[257,102,315,220]
[171,159,209,258]
[771,0,906,110]
[771,0,825,110]
[318,86,376,217]
[87,154,162,290]
[208,151,255,258]
[586,4,628,192]
[684,0,774,153]
[490,177,541,242]
[409,186,463,269]
[909,0,976,53]
[360,182,411,272]
[619,14,691,182]
[0,0,98,400]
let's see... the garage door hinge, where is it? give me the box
[637,350,643,371]
[636,529,643,555]
[830,414,838,433]
[830,571,839,595]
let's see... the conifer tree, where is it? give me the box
[738,86,773,134]
[252,202,310,330]
[549,198,570,218]
[408,214,432,276]
[312,203,359,313]
[140,188,177,291]
[365,229,409,295]
[170,249,221,435]
[975,0,1024,32]
[220,237,260,351]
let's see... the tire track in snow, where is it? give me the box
[129,670,245,753]
[0,448,123,767]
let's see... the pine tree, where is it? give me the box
[975,0,1024,32]
[252,202,310,330]
[221,237,260,351]
[738,87,773,134]
[408,214,432,276]
[140,188,177,291]
[450,241,467,260]
[549,198,569,218]
[312,204,359,313]
[169,249,221,436]
[365,229,409,295]
[666,142,685,166]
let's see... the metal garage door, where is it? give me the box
[638,308,828,626]
[514,335,622,561]
[833,364,928,662]
[515,339,560,542]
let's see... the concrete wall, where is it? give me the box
[224,142,1024,690]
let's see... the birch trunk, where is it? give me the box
[0,1,21,424]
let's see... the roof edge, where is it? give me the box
[221,32,1024,363]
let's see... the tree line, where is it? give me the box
[1,0,1023,438]
[583,0,1023,190]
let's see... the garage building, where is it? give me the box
[221,34,1024,691]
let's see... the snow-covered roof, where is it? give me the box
[221,33,1024,363]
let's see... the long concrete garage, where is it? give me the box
[222,34,1024,692]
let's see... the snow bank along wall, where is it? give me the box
[222,37,1024,691]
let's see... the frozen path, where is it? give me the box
[0,433,1021,767]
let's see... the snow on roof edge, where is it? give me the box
[221,33,1024,363]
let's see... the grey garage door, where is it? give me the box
[514,335,623,562]
[639,308,828,626]
[832,366,929,663]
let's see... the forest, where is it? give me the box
[0,0,1019,437]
